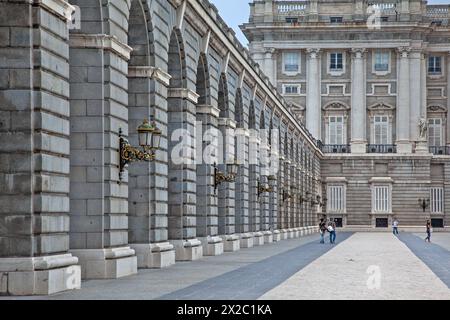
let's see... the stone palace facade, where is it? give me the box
[0,0,322,295]
[242,0,450,229]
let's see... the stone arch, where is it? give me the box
[235,89,244,128]
[126,0,159,249]
[128,0,155,67]
[167,28,194,245]
[249,101,256,129]
[196,53,211,105]
[218,73,229,118]
[168,28,187,88]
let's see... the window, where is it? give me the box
[327,185,345,213]
[283,84,300,95]
[374,116,389,144]
[381,16,389,22]
[430,187,444,213]
[428,118,443,147]
[330,16,343,23]
[330,53,343,71]
[374,51,389,72]
[285,17,298,24]
[328,116,344,145]
[283,52,299,74]
[372,185,390,213]
[428,56,442,74]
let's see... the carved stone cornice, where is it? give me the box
[128,66,172,86]
[69,34,133,61]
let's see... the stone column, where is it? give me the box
[410,49,422,144]
[235,128,250,242]
[351,48,367,153]
[264,48,275,85]
[195,104,223,256]
[69,34,137,279]
[218,118,240,252]
[127,67,175,269]
[0,0,81,295]
[447,52,450,146]
[306,49,321,139]
[396,47,412,153]
[167,88,202,261]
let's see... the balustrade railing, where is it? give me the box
[367,144,397,153]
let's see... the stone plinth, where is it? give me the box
[239,233,254,248]
[220,235,240,252]
[172,239,203,261]
[0,254,81,295]
[273,230,281,242]
[70,247,137,279]
[263,231,273,243]
[253,232,265,246]
[200,236,224,256]
[130,242,175,269]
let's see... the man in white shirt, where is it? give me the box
[392,219,399,235]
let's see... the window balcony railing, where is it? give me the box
[323,144,351,153]
[367,144,397,153]
[429,146,450,155]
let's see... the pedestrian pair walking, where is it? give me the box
[318,218,336,244]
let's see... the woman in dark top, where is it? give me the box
[425,220,431,243]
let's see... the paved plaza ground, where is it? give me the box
[2,232,449,300]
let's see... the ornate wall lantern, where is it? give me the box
[119,119,162,180]
[418,198,430,212]
[214,161,238,190]
[257,175,276,197]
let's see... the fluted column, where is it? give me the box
[264,48,276,84]
[409,49,422,145]
[306,49,321,139]
[396,47,412,153]
[350,48,367,153]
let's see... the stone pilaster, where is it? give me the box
[0,0,81,295]
[351,48,367,153]
[306,49,321,139]
[196,104,223,256]
[68,33,137,279]
[447,52,450,146]
[167,88,203,261]
[409,49,423,145]
[264,48,276,85]
[127,66,175,269]
[396,47,412,153]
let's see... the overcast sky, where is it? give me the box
[209,0,449,47]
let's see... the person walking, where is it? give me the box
[319,219,326,244]
[425,220,432,242]
[392,218,399,235]
[327,219,336,244]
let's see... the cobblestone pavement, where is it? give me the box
[261,233,450,300]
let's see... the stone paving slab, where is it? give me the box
[0,233,326,300]
[398,233,450,288]
[159,233,353,300]
[261,233,450,300]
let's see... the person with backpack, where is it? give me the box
[319,218,327,244]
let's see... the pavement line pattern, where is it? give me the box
[398,233,450,288]
[158,233,353,300]
[261,232,450,300]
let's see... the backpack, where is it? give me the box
[327,225,334,232]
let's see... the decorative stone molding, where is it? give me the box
[218,117,237,129]
[196,104,220,117]
[35,0,75,22]
[306,48,321,59]
[397,46,411,58]
[69,34,133,61]
[128,66,172,86]
[0,254,78,272]
[168,88,200,104]
[325,177,348,183]
[369,177,394,184]
[351,48,367,59]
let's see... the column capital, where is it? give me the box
[351,48,366,58]
[264,47,276,55]
[306,48,321,59]
[397,46,411,58]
